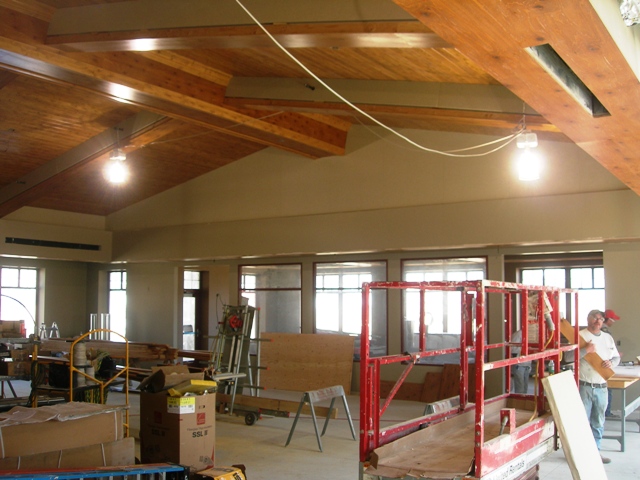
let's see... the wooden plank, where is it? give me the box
[40,338,178,363]
[560,318,582,346]
[419,371,441,403]
[217,393,337,419]
[369,400,515,477]
[379,380,423,402]
[438,364,460,400]
[541,371,607,479]
[559,319,614,380]
[584,352,615,380]
[260,333,354,394]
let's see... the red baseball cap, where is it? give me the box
[604,309,620,321]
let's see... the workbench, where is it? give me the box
[604,366,640,452]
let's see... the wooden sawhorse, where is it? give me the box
[285,385,356,452]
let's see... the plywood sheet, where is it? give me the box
[420,371,441,403]
[368,399,537,478]
[541,371,607,480]
[380,380,423,401]
[260,333,354,394]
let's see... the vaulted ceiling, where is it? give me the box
[0,0,637,217]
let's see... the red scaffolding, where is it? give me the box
[359,280,581,479]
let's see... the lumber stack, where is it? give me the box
[40,338,178,363]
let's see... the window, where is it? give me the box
[315,261,387,357]
[0,267,37,337]
[402,258,486,353]
[240,264,301,335]
[521,265,604,326]
[109,271,127,340]
[183,271,200,351]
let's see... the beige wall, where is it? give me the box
[1,127,639,393]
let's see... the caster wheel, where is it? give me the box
[245,412,258,425]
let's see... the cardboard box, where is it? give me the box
[0,402,125,458]
[0,437,135,471]
[0,360,31,377]
[140,391,216,471]
[0,320,25,336]
[139,365,204,393]
[196,466,247,479]
[10,349,30,361]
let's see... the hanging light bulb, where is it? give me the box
[517,147,541,181]
[620,0,640,26]
[105,127,129,184]
[104,159,129,184]
[515,128,540,181]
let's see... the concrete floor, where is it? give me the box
[6,381,640,479]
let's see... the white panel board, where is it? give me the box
[542,370,607,480]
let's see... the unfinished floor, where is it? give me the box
[5,381,640,479]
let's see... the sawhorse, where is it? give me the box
[285,385,356,452]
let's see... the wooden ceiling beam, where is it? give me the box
[394,0,640,194]
[0,0,54,22]
[47,21,451,53]
[0,7,347,158]
[225,97,563,138]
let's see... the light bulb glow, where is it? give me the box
[104,160,129,184]
[517,148,541,181]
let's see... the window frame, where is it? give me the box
[239,263,302,334]
[400,256,487,354]
[0,266,38,337]
[506,252,604,326]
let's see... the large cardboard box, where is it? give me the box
[0,437,135,471]
[0,402,125,458]
[139,365,204,393]
[140,391,216,471]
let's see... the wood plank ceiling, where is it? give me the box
[0,0,636,217]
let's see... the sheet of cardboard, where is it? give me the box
[542,371,607,480]
[0,403,125,458]
[0,437,135,471]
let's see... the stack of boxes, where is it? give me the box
[0,320,30,377]
[139,365,217,472]
[0,402,133,471]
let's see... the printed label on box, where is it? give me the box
[167,396,196,414]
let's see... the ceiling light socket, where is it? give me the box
[516,132,538,149]
[110,148,126,161]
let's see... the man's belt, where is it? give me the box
[579,380,607,388]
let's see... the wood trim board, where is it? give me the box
[541,371,607,480]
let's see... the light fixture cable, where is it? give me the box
[232,0,523,158]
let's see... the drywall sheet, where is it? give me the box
[542,371,607,480]
[260,333,354,393]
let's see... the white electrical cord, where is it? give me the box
[233,0,523,157]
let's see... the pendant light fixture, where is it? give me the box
[105,127,129,184]
[515,113,541,181]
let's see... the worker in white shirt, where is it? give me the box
[579,309,620,465]
[602,309,621,417]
